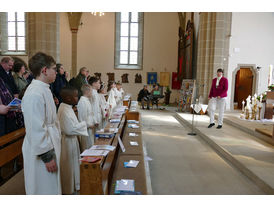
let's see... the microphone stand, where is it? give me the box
[188,81,203,136]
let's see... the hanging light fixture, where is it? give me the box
[91,12,105,16]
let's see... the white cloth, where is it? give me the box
[58,103,88,195]
[90,89,103,129]
[115,88,124,106]
[191,104,208,114]
[77,96,95,151]
[98,94,109,127]
[107,88,117,116]
[216,76,222,87]
[21,79,62,195]
[208,97,226,125]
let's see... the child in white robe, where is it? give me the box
[21,52,62,195]
[88,76,102,130]
[98,83,109,128]
[107,81,117,116]
[58,86,88,195]
[115,82,124,107]
[77,84,95,152]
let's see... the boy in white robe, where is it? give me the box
[115,82,124,106]
[58,86,88,195]
[107,81,117,116]
[88,76,102,130]
[21,52,62,195]
[98,83,109,128]
[77,84,96,152]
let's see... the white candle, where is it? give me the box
[269,65,273,86]
[260,94,263,103]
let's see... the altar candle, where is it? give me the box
[260,94,263,103]
[242,100,245,111]
[269,65,273,86]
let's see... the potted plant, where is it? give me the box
[164,86,172,105]
[268,84,274,92]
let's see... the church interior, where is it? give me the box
[0,10,274,198]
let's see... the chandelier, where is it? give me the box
[91,12,105,16]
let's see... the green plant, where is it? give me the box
[165,86,171,94]
[268,84,274,91]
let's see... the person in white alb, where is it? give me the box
[21,52,62,195]
[77,84,96,152]
[107,81,117,116]
[88,76,103,130]
[208,68,228,129]
[115,81,124,107]
[98,83,110,128]
[58,86,88,195]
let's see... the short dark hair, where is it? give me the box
[13,62,24,73]
[88,76,99,85]
[217,68,224,73]
[56,63,63,73]
[60,86,78,100]
[28,52,56,78]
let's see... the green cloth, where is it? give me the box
[13,73,28,93]
[153,90,160,95]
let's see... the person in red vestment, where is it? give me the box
[208,68,228,129]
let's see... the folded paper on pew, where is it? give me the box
[118,135,126,152]
[129,133,138,137]
[124,160,139,168]
[127,120,139,124]
[128,124,139,129]
[130,141,138,146]
[110,119,121,123]
[90,145,116,151]
[80,149,109,157]
[115,179,135,194]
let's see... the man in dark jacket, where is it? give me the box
[0,57,19,97]
[137,84,151,110]
[73,67,89,97]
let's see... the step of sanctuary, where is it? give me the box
[215,111,274,145]
[174,112,274,195]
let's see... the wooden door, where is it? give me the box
[235,68,253,109]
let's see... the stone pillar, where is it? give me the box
[196,12,231,103]
[28,12,60,61]
[67,12,82,77]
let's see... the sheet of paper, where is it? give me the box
[80,149,109,157]
[128,124,140,129]
[124,160,139,168]
[127,120,139,124]
[130,141,138,146]
[110,119,121,123]
[109,128,119,133]
[118,135,126,152]
[90,145,116,151]
[129,133,138,137]
[115,179,135,192]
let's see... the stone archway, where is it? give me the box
[230,64,259,110]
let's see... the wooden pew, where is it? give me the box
[80,115,126,195]
[0,128,25,168]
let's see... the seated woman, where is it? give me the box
[137,85,151,110]
[0,77,24,137]
[13,62,29,94]
[150,83,164,109]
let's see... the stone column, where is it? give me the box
[196,12,231,103]
[28,12,60,61]
[67,12,82,77]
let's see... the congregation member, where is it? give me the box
[0,77,24,136]
[0,57,19,97]
[208,68,228,129]
[137,84,151,110]
[52,63,69,104]
[88,76,102,130]
[73,67,89,96]
[107,81,117,116]
[98,83,109,128]
[77,84,96,151]
[58,86,88,195]
[13,62,29,93]
[21,52,62,195]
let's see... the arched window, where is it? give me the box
[115,12,144,70]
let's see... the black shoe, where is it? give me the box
[142,107,145,109]
[217,125,222,129]
[208,123,215,128]
[147,107,150,110]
